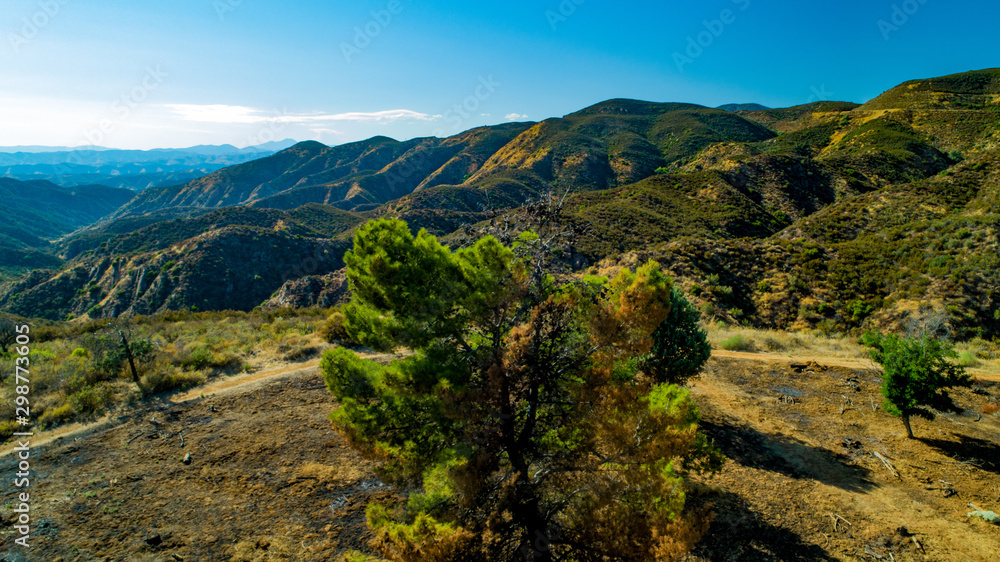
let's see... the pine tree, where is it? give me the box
[324,218,722,561]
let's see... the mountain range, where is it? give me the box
[0,139,298,191]
[1,69,999,340]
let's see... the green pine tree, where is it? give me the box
[324,218,723,561]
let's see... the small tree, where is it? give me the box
[860,332,972,439]
[642,287,712,386]
[324,218,723,561]
[84,323,156,394]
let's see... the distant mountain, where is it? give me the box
[717,103,771,112]
[0,139,299,190]
[116,101,775,217]
[0,145,113,153]
[0,178,134,282]
[0,178,134,245]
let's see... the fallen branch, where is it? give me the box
[126,431,145,445]
[829,512,852,532]
[179,430,185,447]
[873,451,900,479]
[942,416,969,428]
[911,536,924,553]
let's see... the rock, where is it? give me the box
[968,510,1000,525]
[182,453,192,465]
[145,534,163,546]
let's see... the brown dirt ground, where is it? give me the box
[2,352,999,561]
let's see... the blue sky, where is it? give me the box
[1,0,997,149]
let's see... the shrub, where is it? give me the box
[69,383,116,416]
[39,403,76,427]
[641,288,712,386]
[720,335,753,351]
[761,336,786,352]
[699,302,716,319]
[320,310,349,343]
[0,420,17,442]
[142,368,206,395]
[955,351,978,367]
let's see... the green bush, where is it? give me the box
[320,311,349,343]
[720,335,753,351]
[39,403,76,427]
[641,288,712,386]
[142,368,206,395]
[955,351,978,367]
[183,346,214,370]
[69,383,116,416]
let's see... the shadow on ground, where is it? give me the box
[684,490,837,562]
[698,417,874,493]
[919,433,1000,474]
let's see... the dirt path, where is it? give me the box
[712,348,1000,382]
[0,351,394,459]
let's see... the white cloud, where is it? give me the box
[505,113,529,121]
[165,104,436,125]
[165,104,269,124]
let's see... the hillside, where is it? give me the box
[5,69,1000,338]
[2,347,996,561]
[0,178,134,282]
[0,204,360,320]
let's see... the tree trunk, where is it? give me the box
[902,414,914,439]
[119,331,142,390]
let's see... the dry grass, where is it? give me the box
[703,323,1000,379]
[703,323,869,361]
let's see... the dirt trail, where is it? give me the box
[712,348,1000,382]
[0,351,393,458]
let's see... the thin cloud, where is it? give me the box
[505,113,529,121]
[166,104,436,124]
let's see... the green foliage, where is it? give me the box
[323,218,720,560]
[641,288,712,386]
[320,310,350,343]
[719,335,752,351]
[860,332,973,438]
